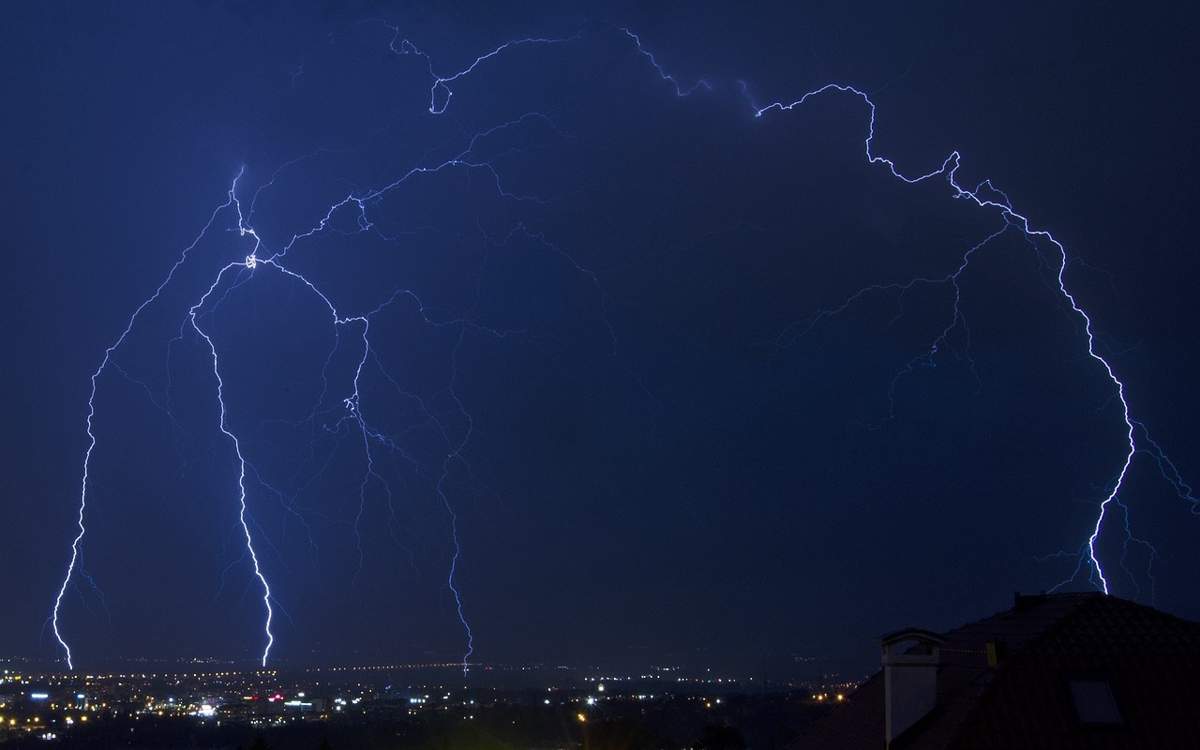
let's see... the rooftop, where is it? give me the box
[798,593,1200,749]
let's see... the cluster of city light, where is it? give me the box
[0,667,785,742]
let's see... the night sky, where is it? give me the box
[3,1,1199,676]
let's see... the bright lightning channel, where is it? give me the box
[188,254,276,667]
[50,102,573,671]
[51,23,1189,673]
[51,190,238,671]
[747,83,1142,593]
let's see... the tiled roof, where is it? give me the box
[793,593,1200,750]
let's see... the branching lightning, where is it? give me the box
[383,22,583,115]
[745,82,1172,594]
[51,21,1191,672]
[50,37,590,666]
[51,195,236,670]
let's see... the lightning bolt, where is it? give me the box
[51,22,1190,671]
[621,28,713,97]
[51,193,236,670]
[745,81,1162,594]
[382,22,583,115]
[188,256,276,667]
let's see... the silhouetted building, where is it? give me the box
[796,593,1200,749]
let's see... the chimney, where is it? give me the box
[880,628,945,746]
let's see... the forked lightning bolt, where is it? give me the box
[747,83,1157,593]
[52,24,1189,671]
[51,195,236,671]
[49,69,578,669]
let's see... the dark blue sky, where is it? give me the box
[3,1,1199,677]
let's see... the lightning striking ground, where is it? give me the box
[189,258,277,667]
[747,82,1153,593]
[49,117,545,668]
[51,190,237,671]
[51,23,1189,670]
